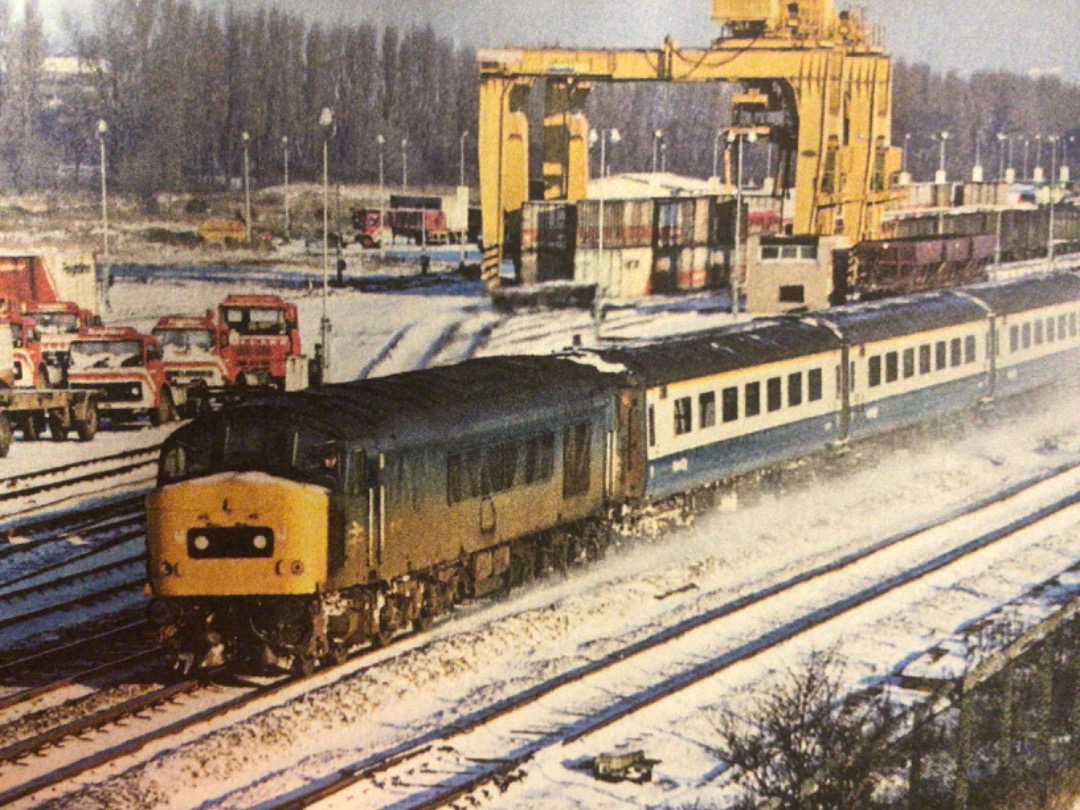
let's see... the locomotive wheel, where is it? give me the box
[292,654,317,676]
[370,628,394,648]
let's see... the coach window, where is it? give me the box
[1034,319,1044,345]
[648,405,656,447]
[674,397,693,435]
[722,387,738,422]
[1022,322,1031,349]
[1047,317,1055,342]
[700,391,717,428]
[950,338,962,367]
[919,344,931,374]
[563,423,592,498]
[1071,313,1077,337]
[885,352,898,383]
[788,373,803,407]
[935,341,947,370]
[868,355,882,387]
[903,348,915,378]
[808,368,823,402]
[767,377,782,412]
[1009,325,1019,353]
[1058,315,1068,340]
[964,335,977,363]
[745,381,761,417]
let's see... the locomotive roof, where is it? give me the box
[815,290,988,345]
[961,271,1080,316]
[192,354,619,449]
[594,318,841,387]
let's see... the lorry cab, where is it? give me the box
[68,326,176,425]
[6,315,52,388]
[25,300,95,383]
[219,294,307,390]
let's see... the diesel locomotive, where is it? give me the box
[145,270,1080,674]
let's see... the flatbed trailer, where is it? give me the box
[0,387,99,457]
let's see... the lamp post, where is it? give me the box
[936,130,949,184]
[1022,137,1030,180]
[972,132,983,182]
[589,127,621,313]
[459,130,469,187]
[401,137,408,190]
[96,119,109,308]
[660,141,668,173]
[241,131,251,243]
[712,130,724,179]
[1033,133,1044,183]
[996,133,1007,181]
[378,133,386,260]
[652,129,662,173]
[319,107,334,380]
[282,136,290,241]
[1048,134,1059,265]
[728,129,758,316]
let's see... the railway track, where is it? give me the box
[0,445,159,507]
[262,459,1080,809]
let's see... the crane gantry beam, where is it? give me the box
[477,1,903,290]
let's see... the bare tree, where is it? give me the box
[715,649,897,810]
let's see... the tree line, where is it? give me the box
[0,0,1078,196]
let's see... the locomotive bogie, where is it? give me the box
[145,471,330,598]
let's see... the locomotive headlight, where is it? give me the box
[130,385,141,397]
[193,535,210,551]
[252,534,268,550]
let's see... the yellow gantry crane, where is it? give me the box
[477,0,902,289]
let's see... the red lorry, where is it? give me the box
[351,207,450,248]
[66,326,179,426]
[150,295,309,417]
[24,300,96,383]
[217,294,308,389]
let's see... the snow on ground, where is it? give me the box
[3,256,1080,809]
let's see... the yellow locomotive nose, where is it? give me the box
[145,471,329,597]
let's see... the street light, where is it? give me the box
[1022,137,1030,180]
[712,130,724,179]
[319,107,334,380]
[241,131,251,243]
[589,127,620,323]
[1033,133,1044,182]
[376,134,386,259]
[459,130,469,187]
[459,130,470,266]
[96,119,109,309]
[401,137,408,190]
[996,133,1007,181]
[728,129,758,316]
[282,136,290,241]
[660,141,668,173]
[652,129,663,173]
[936,130,949,183]
[1048,134,1059,265]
